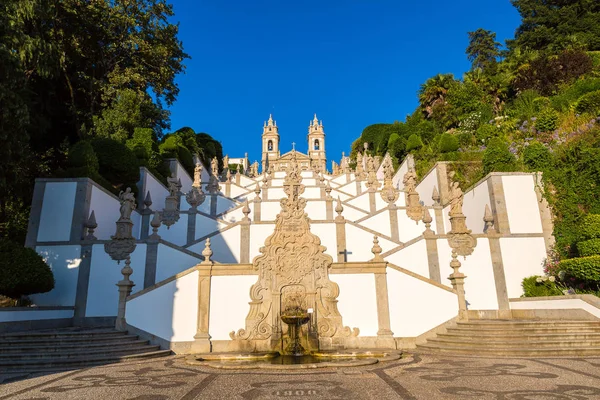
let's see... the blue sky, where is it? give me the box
[168,0,521,165]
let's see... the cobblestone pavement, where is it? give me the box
[2,353,600,399]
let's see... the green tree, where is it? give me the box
[418,74,457,121]
[466,28,501,71]
[509,0,600,51]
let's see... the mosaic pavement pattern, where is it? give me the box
[2,353,600,399]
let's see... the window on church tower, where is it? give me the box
[268,140,273,151]
[314,139,320,150]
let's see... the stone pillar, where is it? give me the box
[187,210,197,245]
[74,244,93,323]
[488,175,510,234]
[484,209,510,317]
[116,258,135,331]
[225,180,231,198]
[435,163,450,204]
[422,208,441,283]
[334,199,347,262]
[25,180,47,248]
[448,252,468,321]
[368,191,376,215]
[355,180,363,196]
[210,194,218,216]
[535,172,555,250]
[325,197,334,221]
[240,201,251,263]
[192,241,214,353]
[388,204,399,241]
[374,271,394,340]
[144,242,159,289]
[70,180,93,242]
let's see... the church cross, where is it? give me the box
[339,249,352,262]
[292,142,296,151]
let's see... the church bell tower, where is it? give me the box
[307,114,326,172]
[261,114,280,173]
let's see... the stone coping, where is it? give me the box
[387,262,455,294]
[510,294,600,309]
[0,306,74,312]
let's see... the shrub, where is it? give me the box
[534,108,559,132]
[482,138,517,175]
[550,77,600,111]
[575,90,600,115]
[91,138,140,187]
[126,128,162,170]
[438,133,459,153]
[159,135,181,159]
[387,133,400,148]
[578,239,600,257]
[68,141,99,171]
[405,134,423,152]
[509,89,541,121]
[522,276,563,297]
[522,141,552,172]
[476,124,500,143]
[580,214,600,241]
[558,255,600,282]
[0,240,54,299]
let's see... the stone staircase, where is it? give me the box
[0,327,171,373]
[416,320,600,357]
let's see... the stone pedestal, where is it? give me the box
[115,259,135,331]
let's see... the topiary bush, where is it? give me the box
[523,141,552,172]
[126,128,162,170]
[405,134,423,152]
[522,276,563,297]
[91,138,140,189]
[0,240,54,300]
[68,141,99,172]
[558,255,600,282]
[580,214,600,241]
[482,138,517,175]
[575,90,600,115]
[535,108,559,132]
[578,239,600,257]
[159,135,181,159]
[438,133,459,153]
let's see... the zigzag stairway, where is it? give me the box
[416,319,600,357]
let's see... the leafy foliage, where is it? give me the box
[575,90,600,115]
[522,141,551,171]
[534,108,559,132]
[578,239,600,257]
[91,138,140,191]
[406,134,424,152]
[482,138,517,175]
[466,28,501,71]
[558,255,600,282]
[522,276,563,297]
[438,133,459,153]
[0,239,54,299]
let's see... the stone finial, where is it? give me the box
[371,236,383,262]
[423,208,434,236]
[404,167,422,222]
[484,204,496,234]
[325,181,332,199]
[202,238,213,265]
[150,211,161,239]
[242,199,251,221]
[432,186,440,206]
[143,191,152,209]
[84,210,98,241]
[319,172,325,187]
[254,183,261,200]
[186,186,206,210]
[226,169,232,182]
[335,196,344,221]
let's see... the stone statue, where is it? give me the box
[403,167,417,194]
[193,163,202,188]
[167,173,181,197]
[118,188,136,221]
[223,155,229,171]
[449,181,464,216]
[211,157,218,177]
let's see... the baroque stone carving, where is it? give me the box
[355,152,366,181]
[365,155,380,192]
[231,150,358,348]
[380,154,398,205]
[105,188,137,261]
[162,173,182,228]
[447,172,476,257]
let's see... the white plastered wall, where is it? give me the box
[217,197,238,215]
[392,156,412,190]
[156,214,188,246]
[126,270,199,342]
[310,223,338,260]
[38,182,77,242]
[305,201,326,221]
[462,179,491,234]
[86,244,146,317]
[501,237,546,298]
[345,225,395,262]
[438,238,499,309]
[416,168,438,207]
[89,185,122,240]
[387,268,458,337]
[502,175,543,234]
[510,299,600,318]
[195,214,227,239]
[156,245,201,282]
[332,274,378,336]
[386,240,430,278]
[142,170,168,212]
[188,225,241,264]
[396,212,428,243]
[31,245,81,306]
[209,275,258,340]
[361,211,392,239]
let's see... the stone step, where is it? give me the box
[1,350,172,373]
[0,334,140,347]
[416,343,600,357]
[447,326,600,334]
[456,321,600,329]
[426,337,600,349]
[438,332,600,341]
[0,339,152,355]
[0,344,162,363]
[0,329,127,341]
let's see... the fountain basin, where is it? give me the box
[185,350,402,370]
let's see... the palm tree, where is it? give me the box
[418,74,457,118]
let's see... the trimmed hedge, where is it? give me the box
[91,138,140,186]
[482,138,517,175]
[576,90,600,115]
[405,134,423,152]
[438,133,459,153]
[522,276,563,297]
[0,240,54,299]
[578,238,600,257]
[68,141,99,171]
[523,141,552,172]
[558,255,600,282]
[580,214,600,241]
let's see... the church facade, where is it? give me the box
[261,114,327,173]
